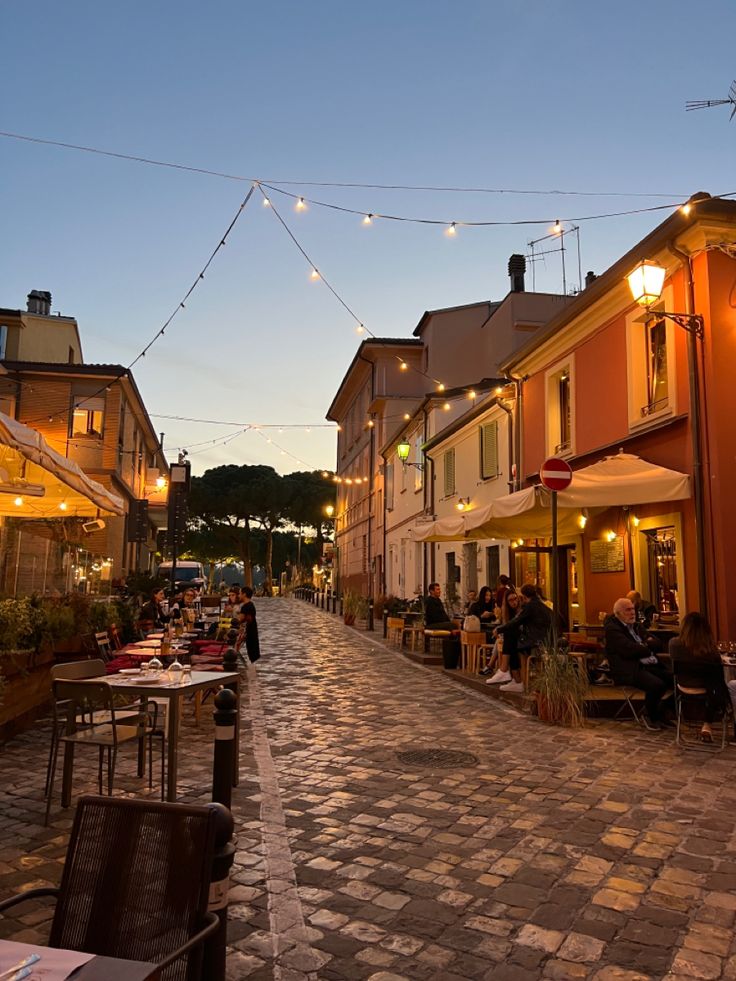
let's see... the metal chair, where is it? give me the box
[94,630,113,663]
[674,676,729,751]
[1,795,220,981]
[45,681,164,824]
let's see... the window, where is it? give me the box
[479,421,499,479]
[443,448,456,497]
[644,319,669,416]
[545,358,574,457]
[414,433,423,491]
[71,397,104,438]
[0,325,7,360]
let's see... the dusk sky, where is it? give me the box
[2,1,734,474]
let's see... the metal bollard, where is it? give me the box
[339,594,343,617]
[321,590,325,610]
[212,688,238,808]
[367,598,374,632]
[383,609,388,639]
[201,802,236,981]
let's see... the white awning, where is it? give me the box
[0,411,125,518]
[418,453,691,542]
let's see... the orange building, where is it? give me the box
[502,193,736,637]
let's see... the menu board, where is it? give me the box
[590,537,625,573]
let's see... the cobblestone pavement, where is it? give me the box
[2,598,736,981]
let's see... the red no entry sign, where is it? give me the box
[540,457,573,491]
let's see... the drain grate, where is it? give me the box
[397,748,479,769]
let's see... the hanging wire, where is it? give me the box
[21,185,257,426]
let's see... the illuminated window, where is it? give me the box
[644,319,669,416]
[71,397,104,438]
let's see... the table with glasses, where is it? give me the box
[62,670,240,804]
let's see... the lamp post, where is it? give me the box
[626,259,707,613]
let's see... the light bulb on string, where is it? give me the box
[468,390,476,399]
[552,219,562,235]
[363,214,373,225]
[403,413,411,421]
[443,402,451,411]
[59,501,68,511]
[437,383,445,393]
[310,268,320,281]
[262,197,271,207]
[445,222,457,237]
[399,361,408,371]
[356,324,366,335]
[681,202,692,216]
[296,197,306,211]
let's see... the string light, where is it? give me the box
[262,197,271,207]
[445,222,457,237]
[356,324,366,335]
[437,383,445,393]
[310,268,320,280]
[363,214,373,225]
[296,196,306,211]
[681,203,692,216]
[552,219,562,235]
[399,361,408,371]
[59,501,68,510]
[14,496,23,506]
[403,413,411,420]
[468,390,476,399]
[443,402,451,411]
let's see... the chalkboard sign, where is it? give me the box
[590,537,625,573]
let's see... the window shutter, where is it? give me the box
[443,448,456,497]
[480,422,499,479]
[414,433,423,490]
[386,463,394,510]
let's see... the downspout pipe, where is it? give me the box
[495,399,514,493]
[423,404,433,588]
[503,373,524,492]
[357,349,376,600]
[667,239,708,617]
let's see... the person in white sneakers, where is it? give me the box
[489,585,552,693]
[486,590,521,685]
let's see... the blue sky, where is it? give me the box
[1,1,734,473]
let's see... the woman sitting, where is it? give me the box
[470,585,498,631]
[669,612,729,743]
[139,588,166,630]
[484,590,521,684]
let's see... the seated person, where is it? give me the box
[463,590,478,616]
[669,612,729,743]
[627,590,658,631]
[170,587,197,623]
[424,583,457,632]
[605,597,673,730]
[223,586,242,616]
[490,584,552,693]
[139,588,167,628]
[470,585,497,630]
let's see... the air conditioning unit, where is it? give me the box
[82,519,106,534]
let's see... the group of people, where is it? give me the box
[424,577,554,694]
[605,595,733,740]
[138,583,261,664]
[425,578,735,739]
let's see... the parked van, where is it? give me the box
[157,561,206,591]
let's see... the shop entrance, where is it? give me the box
[513,541,576,630]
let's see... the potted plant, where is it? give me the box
[531,641,589,727]
[354,594,370,630]
[342,590,358,626]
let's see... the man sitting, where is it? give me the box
[424,583,457,632]
[604,597,673,730]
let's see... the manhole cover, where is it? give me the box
[397,748,479,768]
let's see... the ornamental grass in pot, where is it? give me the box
[531,642,589,727]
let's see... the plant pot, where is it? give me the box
[343,614,355,626]
[535,693,555,723]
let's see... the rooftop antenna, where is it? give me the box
[686,80,736,120]
[526,222,582,295]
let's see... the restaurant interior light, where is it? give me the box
[156,476,167,489]
[325,504,335,517]
[605,530,617,542]
[577,513,587,529]
[627,260,666,307]
[14,496,23,506]
[397,441,411,461]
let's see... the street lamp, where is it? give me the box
[626,258,707,613]
[396,441,424,471]
[626,260,704,337]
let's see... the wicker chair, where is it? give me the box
[0,796,220,981]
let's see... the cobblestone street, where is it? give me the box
[2,597,736,980]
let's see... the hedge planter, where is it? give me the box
[0,648,55,743]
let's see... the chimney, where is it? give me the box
[508,254,526,293]
[584,271,597,288]
[27,290,52,316]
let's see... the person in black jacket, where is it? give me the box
[669,612,728,742]
[236,585,261,663]
[492,584,552,693]
[604,597,673,729]
[424,583,456,631]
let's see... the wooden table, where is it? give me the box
[62,670,240,805]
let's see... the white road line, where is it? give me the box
[246,662,321,980]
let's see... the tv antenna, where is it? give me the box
[527,222,582,295]
[686,80,736,120]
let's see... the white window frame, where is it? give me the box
[544,354,576,459]
[625,284,678,432]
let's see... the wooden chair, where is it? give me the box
[402,622,424,652]
[460,631,493,674]
[2,795,219,981]
[108,623,124,651]
[386,617,404,648]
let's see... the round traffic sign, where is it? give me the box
[540,457,573,491]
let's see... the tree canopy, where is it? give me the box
[187,465,335,589]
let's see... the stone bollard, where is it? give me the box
[201,802,236,981]
[212,688,238,808]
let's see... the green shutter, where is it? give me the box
[480,422,499,479]
[443,449,456,496]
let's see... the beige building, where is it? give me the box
[0,291,167,594]
[328,256,573,600]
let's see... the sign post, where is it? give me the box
[539,457,573,639]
